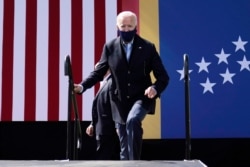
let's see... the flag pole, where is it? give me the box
[184,54,191,160]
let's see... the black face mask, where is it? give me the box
[118,29,137,43]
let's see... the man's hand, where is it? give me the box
[144,86,157,99]
[74,84,83,93]
[86,124,94,137]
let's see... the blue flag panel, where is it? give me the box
[159,0,250,138]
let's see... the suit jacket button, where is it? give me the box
[128,83,130,86]
[126,96,130,99]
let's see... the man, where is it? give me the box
[85,67,119,160]
[75,11,169,160]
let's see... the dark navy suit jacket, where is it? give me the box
[81,34,169,124]
[92,74,115,136]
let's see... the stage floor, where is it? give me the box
[0,160,207,167]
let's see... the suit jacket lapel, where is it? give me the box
[114,37,130,66]
[96,74,111,97]
[129,36,143,67]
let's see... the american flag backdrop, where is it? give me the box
[0,0,162,139]
[0,0,147,122]
[0,0,122,122]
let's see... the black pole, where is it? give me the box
[184,54,191,160]
[64,55,82,160]
[70,77,82,160]
[65,56,72,160]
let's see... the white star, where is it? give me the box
[177,67,193,80]
[219,68,236,84]
[195,57,211,73]
[237,55,250,71]
[200,78,216,94]
[232,36,248,52]
[214,48,230,64]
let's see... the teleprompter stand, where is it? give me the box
[64,55,82,160]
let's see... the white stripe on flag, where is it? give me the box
[36,0,49,121]
[82,0,95,121]
[12,0,26,121]
[59,0,71,121]
[105,0,117,42]
[0,0,3,119]
[1,0,119,121]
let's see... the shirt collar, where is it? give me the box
[122,38,134,46]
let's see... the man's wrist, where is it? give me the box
[80,85,84,93]
[76,84,83,93]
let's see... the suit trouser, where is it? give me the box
[116,103,148,160]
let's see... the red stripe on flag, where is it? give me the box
[71,0,83,120]
[119,0,140,34]
[1,0,14,121]
[117,0,122,14]
[48,0,60,121]
[24,0,37,121]
[94,0,106,94]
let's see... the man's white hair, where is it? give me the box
[116,11,137,26]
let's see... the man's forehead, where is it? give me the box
[118,17,135,25]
